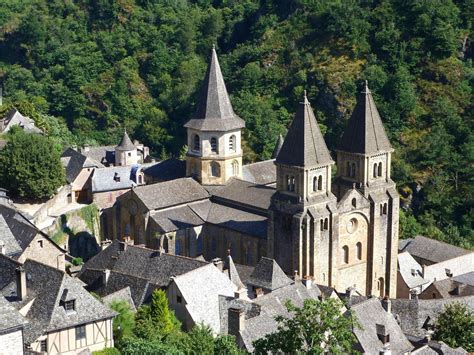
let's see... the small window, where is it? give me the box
[356,242,362,260]
[351,198,356,208]
[210,137,218,153]
[313,176,317,192]
[320,219,324,231]
[210,162,220,177]
[342,245,349,264]
[75,325,86,340]
[318,176,323,191]
[324,218,329,230]
[378,162,383,177]
[38,240,43,248]
[64,300,75,312]
[373,163,377,178]
[193,135,200,151]
[291,176,296,192]
[128,152,131,157]
[382,203,388,215]
[229,135,236,152]
[40,340,47,352]
[177,295,182,303]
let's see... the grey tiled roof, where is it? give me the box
[132,178,209,211]
[423,278,474,299]
[338,82,392,154]
[2,108,43,134]
[150,204,205,233]
[80,145,116,166]
[0,294,27,333]
[1,259,116,344]
[398,252,431,290]
[91,166,137,193]
[206,202,267,238]
[211,178,275,211]
[349,297,413,354]
[247,257,293,291]
[0,254,21,290]
[61,148,103,183]
[116,130,135,151]
[399,236,472,264]
[241,160,277,185]
[102,286,137,312]
[452,271,474,286]
[276,94,333,167]
[272,134,284,159]
[143,158,186,181]
[184,47,245,132]
[0,214,22,257]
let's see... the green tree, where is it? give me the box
[109,300,135,345]
[253,298,358,354]
[214,334,243,355]
[119,338,182,355]
[434,303,474,351]
[0,128,64,199]
[187,325,215,355]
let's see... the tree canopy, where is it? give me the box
[434,302,474,351]
[0,0,472,247]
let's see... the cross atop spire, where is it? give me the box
[275,92,333,167]
[184,46,245,132]
[338,81,392,155]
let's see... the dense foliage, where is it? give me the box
[0,127,64,199]
[434,302,474,351]
[253,298,358,354]
[109,300,135,345]
[0,0,472,246]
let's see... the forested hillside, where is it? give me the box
[0,0,472,247]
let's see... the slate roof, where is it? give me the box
[211,178,275,211]
[399,236,472,264]
[1,108,43,134]
[338,82,392,154]
[172,264,235,333]
[0,214,22,257]
[80,146,116,166]
[349,297,413,354]
[79,241,209,304]
[102,286,137,312]
[143,158,186,181]
[398,252,431,290]
[91,166,137,193]
[61,148,103,183]
[272,134,284,159]
[391,296,474,337]
[132,178,209,211]
[116,130,136,151]
[0,259,116,344]
[247,257,293,291]
[206,202,267,238]
[0,254,21,290]
[241,160,277,185]
[0,294,27,333]
[422,278,474,299]
[150,204,205,233]
[184,47,245,132]
[452,271,474,286]
[276,93,333,167]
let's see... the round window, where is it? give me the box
[346,218,358,234]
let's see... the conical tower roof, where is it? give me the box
[184,46,245,132]
[272,134,284,159]
[338,81,392,154]
[116,130,135,151]
[276,92,333,167]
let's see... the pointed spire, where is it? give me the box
[184,47,245,132]
[272,134,285,159]
[275,91,333,167]
[338,81,392,154]
[116,129,135,151]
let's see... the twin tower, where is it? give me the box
[184,47,399,297]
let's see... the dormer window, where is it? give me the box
[64,300,75,312]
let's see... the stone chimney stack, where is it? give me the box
[376,324,390,354]
[382,295,391,314]
[0,240,5,255]
[410,289,418,300]
[119,241,127,252]
[102,269,110,286]
[16,266,27,301]
[228,306,245,341]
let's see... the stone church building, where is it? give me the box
[107,47,399,297]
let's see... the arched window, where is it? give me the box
[193,135,200,151]
[232,160,239,176]
[210,137,218,153]
[210,162,220,177]
[320,219,324,231]
[352,198,357,208]
[324,218,329,230]
[378,277,385,297]
[378,162,382,177]
[229,135,236,152]
[162,236,169,253]
[346,162,351,177]
[373,163,377,178]
[351,163,356,178]
[356,242,362,260]
[342,245,349,264]
[287,175,291,191]
[383,203,388,215]
[313,176,317,192]
[288,176,295,192]
[318,176,323,191]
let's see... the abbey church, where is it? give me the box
[108,47,399,298]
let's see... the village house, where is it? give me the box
[0,294,27,355]
[0,108,43,135]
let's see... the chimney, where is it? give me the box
[302,276,312,289]
[101,239,112,251]
[114,172,121,182]
[382,296,391,314]
[410,289,418,300]
[376,324,390,353]
[16,266,27,301]
[212,258,224,272]
[102,269,110,286]
[411,269,416,277]
[0,240,5,255]
[234,288,246,299]
[119,241,127,252]
[228,306,245,339]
